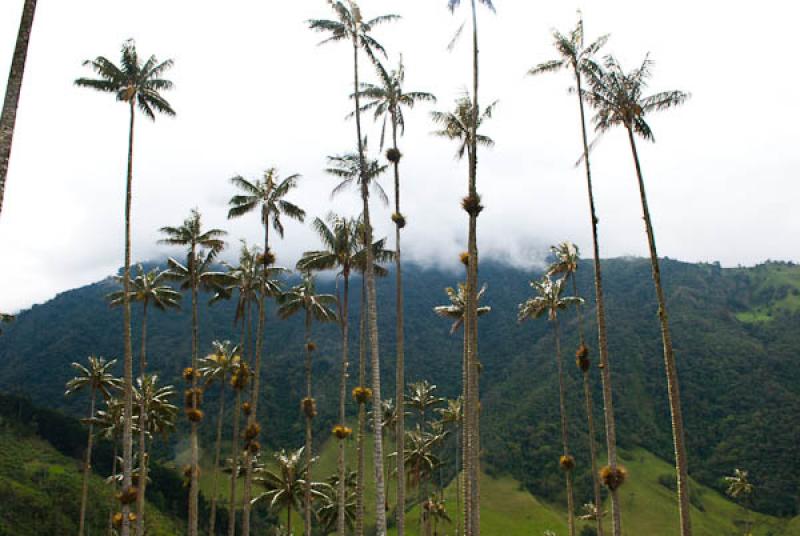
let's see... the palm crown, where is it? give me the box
[307,2,399,63]
[252,447,323,512]
[65,356,120,400]
[583,55,689,142]
[528,15,608,78]
[199,340,240,387]
[74,39,175,120]
[107,264,182,311]
[357,58,437,150]
[724,469,754,500]
[327,152,389,205]
[431,94,496,160]
[227,168,305,242]
[133,374,177,439]
[277,274,338,324]
[447,0,495,13]
[159,209,228,291]
[547,241,581,278]
[433,282,491,334]
[518,275,583,323]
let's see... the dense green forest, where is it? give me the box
[1,257,798,520]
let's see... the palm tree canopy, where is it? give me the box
[252,447,327,511]
[65,356,120,400]
[355,57,436,149]
[86,397,130,440]
[227,168,305,239]
[158,208,227,253]
[547,241,580,278]
[431,93,497,160]
[74,39,175,121]
[396,425,440,487]
[583,54,689,142]
[107,264,182,311]
[199,340,240,387]
[133,374,177,439]
[447,0,495,13]
[528,14,608,77]
[327,152,390,205]
[307,2,400,64]
[518,274,584,323]
[724,468,754,500]
[277,273,338,323]
[436,397,464,427]
[407,380,444,416]
[433,282,491,334]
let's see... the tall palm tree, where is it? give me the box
[0,0,37,219]
[75,40,175,536]
[547,241,605,536]
[296,212,363,536]
[400,426,440,535]
[65,356,120,536]
[584,53,691,536]
[436,398,463,536]
[229,352,252,536]
[725,468,754,535]
[159,208,226,534]
[518,275,583,536]
[278,274,337,536]
[108,263,181,533]
[87,397,126,536]
[406,381,444,430]
[252,447,325,536]
[318,472,357,535]
[309,4,399,532]
[444,1,495,529]
[357,59,436,534]
[199,340,239,535]
[529,20,615,531]
[228,167,305,536]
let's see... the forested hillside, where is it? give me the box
[0,257,798,518]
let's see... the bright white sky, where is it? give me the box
[1,1,799,313]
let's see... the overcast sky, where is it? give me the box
[1,1,799,313]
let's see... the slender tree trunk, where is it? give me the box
[304,310,314,536]
[188,244,200,536]
[136,300,149,536]
[108,442,118,536]
[337,273,351,536]
[553,319,575,536]
[120,98,136,536]
[351,31,388,536]
[627,127,692,536]
[391,113,407,536]
[0,0,37,219]
[229,303,250,536]
[241,295,265,536]
[456,422,462,536]
[569,271,604,536]
[209,379,227,535]
[355,277,367,536]
[287,504,292,535]
[78,388,97,536]
[574,72,622,536]
[461,321,470,536]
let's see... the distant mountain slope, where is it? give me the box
[0,258,798,517]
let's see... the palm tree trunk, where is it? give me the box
[304,310,314,536]
[461,321,470,536]
[351,30,388,536]
[0,0,37,219]
[574,71,621,536]
[136,300,149,536]
[229,303,250,536]
[569,272,604,536]
[456,422,462,536]
[209,380,227,535]
[626,127,692,536]
[188,247,200,536]
[392,113,407,536]
[108,442,118,536]
[78,388,97,536]
[241,295,265,536]
[553,318,575,536]
[120,98,136,536]
[337,273,350,536]
[288,504,292,535]
[356,277,367,536]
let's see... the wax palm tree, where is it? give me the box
[278,274,337,536]
[436,397,463,536]
[519,275,584,536]
[309,4,399,532]
[407,381,444,430]
[318,473,357,535]
[108,263,181,533]
[253,447,325,536]
[353,59,436,533]
[546,241,606,535]
[159,208,226,533]
[229,354,252,536]
[583,53,692,536]
[88,397,126,536]
[75,39,175,536]
[228,168,305,535]
[199,340,239,535]
[0,0,37,218]
[725,469,754,535]
[66,356,120,536]
[399,426,440,535]
[444,1,495,527]
[296,212,372,536]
